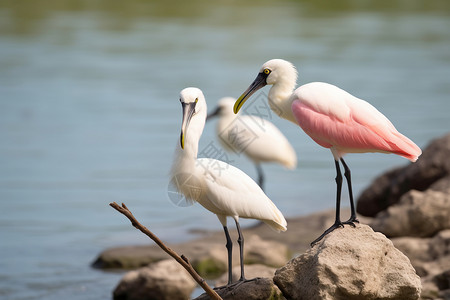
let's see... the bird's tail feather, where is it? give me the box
[390,131,422,162]
[263,219,287,232]
[281,145,298,169]
[263,201,287,232]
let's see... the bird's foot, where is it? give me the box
[214,277,259,291]
[214,284,229,290]
[342,216,360,228]
[310,221,344,247]
[239,276,259,283]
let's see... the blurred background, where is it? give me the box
[1,0,449,299]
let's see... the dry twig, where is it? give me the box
[109,202,222,300]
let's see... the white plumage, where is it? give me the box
[170,87,286,285]
[207,97,297,189]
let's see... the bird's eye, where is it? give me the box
[263,68,271,75]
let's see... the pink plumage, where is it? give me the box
[234,59,422,245]
[291,82,421,162]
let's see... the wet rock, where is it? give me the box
[357,133,450,217]
[194,277,284,300]
[273,224,421,300]
[113,259,196,300]
[214,264,277,287]
[371,189,450,238]
[92,245,166,269]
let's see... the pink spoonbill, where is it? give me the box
[233,59,422,245]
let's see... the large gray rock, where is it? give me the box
[113,259,197,300]
[194,277,284,300]
[273,224,421,300]
[357,133,450,217]
[371,189,450,238]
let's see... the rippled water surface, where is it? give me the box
[1,1,449,299]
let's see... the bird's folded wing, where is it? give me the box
[292,98,421,160]
[196,158,286,229]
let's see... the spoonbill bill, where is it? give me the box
[206,97,297,190]
[233,59,421,245]
[170,87,287,285]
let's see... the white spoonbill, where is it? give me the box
[206,97,297,190]
[170,87,287,285]
[233,59,421,245]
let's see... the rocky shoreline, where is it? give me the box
[94,133,450,300]
[92,208,345,272]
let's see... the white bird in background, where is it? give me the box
[170,87,287,285]
[233,59,422,245]
[206,97,297,191]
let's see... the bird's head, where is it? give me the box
[234,59,297,114]
[206,97,236,121]
[179,87,206,149]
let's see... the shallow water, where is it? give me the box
[1,1,449,299]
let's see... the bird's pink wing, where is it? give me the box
[291,83,421,161]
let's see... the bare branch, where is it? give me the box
[109,202,222,300]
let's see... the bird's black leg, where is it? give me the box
[255,163,264,191]
[311,160,344,246]
[223,225,233,285]
[222,219,259,289]
[234,219,246,282]
[340,158,359,226]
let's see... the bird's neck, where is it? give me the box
[218,112,238,129]
[171,116,205,177]
[268,80,298,125]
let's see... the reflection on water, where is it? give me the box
[1,0,449,299]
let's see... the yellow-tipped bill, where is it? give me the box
[180,102,196,149]
[233,72,268,114]
[180,132,185,149]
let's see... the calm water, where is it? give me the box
[1,1,449,299]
